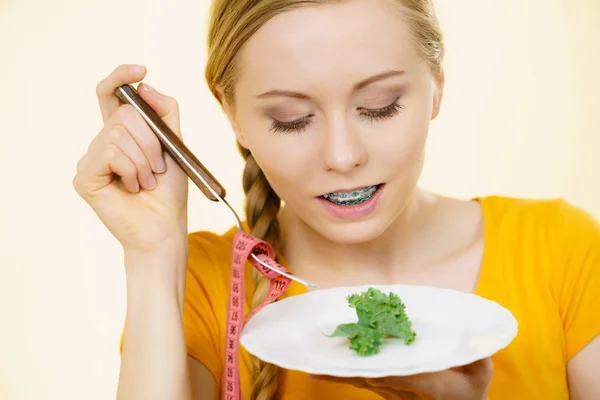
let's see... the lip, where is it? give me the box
[317,183,385,220]
[318,183,381,197]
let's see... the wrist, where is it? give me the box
[124,241,188,306]
[124,246,187,266]
[122,222,188,259]
[124,231,188,264]
[124,242,188,274]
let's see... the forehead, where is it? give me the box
[235,0,422,96]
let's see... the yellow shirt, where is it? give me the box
[182,196,600,399]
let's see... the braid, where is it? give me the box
[238,144,282,400]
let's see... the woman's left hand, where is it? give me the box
[312,357,493,400]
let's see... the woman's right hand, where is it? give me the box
[73,64,189,257]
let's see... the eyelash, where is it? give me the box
[269,97,404,134]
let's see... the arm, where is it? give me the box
[557,201,600,399]
[117,248,192,400]
[568,334,600,399]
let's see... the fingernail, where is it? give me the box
[147,174,157,189]
[142,83,156,94]
[154,156,166,173]
[133,180,140,192]
[134,65,146,74]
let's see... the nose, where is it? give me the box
[322,115,367,172]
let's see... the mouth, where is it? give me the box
[317,184,385,220]
[319,184,383,206]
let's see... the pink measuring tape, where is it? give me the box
[223,231,293,400]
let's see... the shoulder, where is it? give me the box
[186,225,241,286]
[479,195,599,239]
[185,224,256,307]
[482,196,600,362]
[479,195,600,288]
[188,226,238,265]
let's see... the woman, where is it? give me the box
[73,0,600,399]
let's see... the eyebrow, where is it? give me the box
[255,69,405,100]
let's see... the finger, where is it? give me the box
[376,388,422,400]
[310,375,370,389]
[366,375,436,399]
[459,357,494,387]
[366,373,422,388]
[105,144,141,193]
[96,64,147,122]
[108,104,166,176]
[310,376,424,400]
[75,142,139,196]
[104,122,157,190]
[136,82,182,136]
[370,360,491,400]
[366,371,446,399]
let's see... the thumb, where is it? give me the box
[137,82,182,136]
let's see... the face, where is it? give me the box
[225,0,443,244]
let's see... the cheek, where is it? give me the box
[236,109,320,199]
[371,109,430,173]
[369,83,434,171]
[246,136,316,199]
[258,148,302,182]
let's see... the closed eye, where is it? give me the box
[358,97,403,122]
[269,115,314,134]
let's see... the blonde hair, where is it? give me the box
[204,1,443,399]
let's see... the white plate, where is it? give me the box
[240,284,518,377]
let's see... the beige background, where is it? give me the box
[1,0,598,399]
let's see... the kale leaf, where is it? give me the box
[327,288,416,356]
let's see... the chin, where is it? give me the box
[301,199,402,245]
[315,217,394,245]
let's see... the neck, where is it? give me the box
[279,189,442,285]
